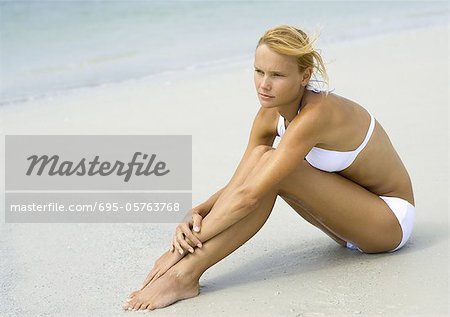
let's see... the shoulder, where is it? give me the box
[288,99,332,143]
[257,106,280,121]
[253,106,280,134]
[298,97,331,128]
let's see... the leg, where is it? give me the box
[198,147,402,254]
[277,158,403,253]
[126,146,278,310]
[281,194,346,246]
[126,146,403,310]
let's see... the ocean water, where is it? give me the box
[0,0,448,104]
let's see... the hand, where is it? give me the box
[170,209,204,255]
[140,250,185,290]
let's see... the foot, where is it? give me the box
[123,267,199,311]
[135,250,185,294]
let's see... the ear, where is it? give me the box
[301,67,313,86]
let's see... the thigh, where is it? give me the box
[281,195,346,246]
[277,158,402,253]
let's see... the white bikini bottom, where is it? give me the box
[346,195,416,252]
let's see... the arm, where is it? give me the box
[191,186,227,217]
[142,108,323,288]
[190,107,326,243]
[194,104,278,218]
[178,186,227,238]
[171,107,278,252]
[141,107,279,287]
[191,185,257,243]
[140,186,228,289]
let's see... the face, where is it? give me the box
[254,44,310,109]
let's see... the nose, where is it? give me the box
[260,76,271,91]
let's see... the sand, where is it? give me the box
[0,25,448,316]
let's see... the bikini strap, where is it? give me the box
[354,112,375,153]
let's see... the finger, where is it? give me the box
[177,225,195,249]
[173,235,184,255]
[192,214,203,233]
[177,230,194,253]
[172,236,179,252]
[182,224,203,248]
[180,224,199,247]
[171,230,181,253]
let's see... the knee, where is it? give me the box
[242,146,275,184]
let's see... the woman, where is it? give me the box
[123,25,415,311]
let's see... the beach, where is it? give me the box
[1,2,449,317]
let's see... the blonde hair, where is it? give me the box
[257,25,329,91]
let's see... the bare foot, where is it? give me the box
[126,249,186,302]
[142,250,186,291]
[123,267,199,311]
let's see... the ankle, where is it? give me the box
[169,267,200,285]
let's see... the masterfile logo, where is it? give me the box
[6,135,191,190]
[5,135,192,223]
[26,152,170,182]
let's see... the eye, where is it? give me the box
[254,69,263,74]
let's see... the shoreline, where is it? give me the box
[1,22,447,108]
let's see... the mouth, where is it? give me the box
[259,92,275,99]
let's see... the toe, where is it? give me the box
[140,303,150,311]
[123,297,138,310]
[123,291,139,308]
[132,301,142,310]
[137,302,148,311]
[128,290,139,298]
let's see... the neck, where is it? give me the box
[278,88,306,123]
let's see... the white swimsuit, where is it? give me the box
[277,108,375,173]
[276,87,415,252]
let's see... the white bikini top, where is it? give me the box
[276,88,375,172]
